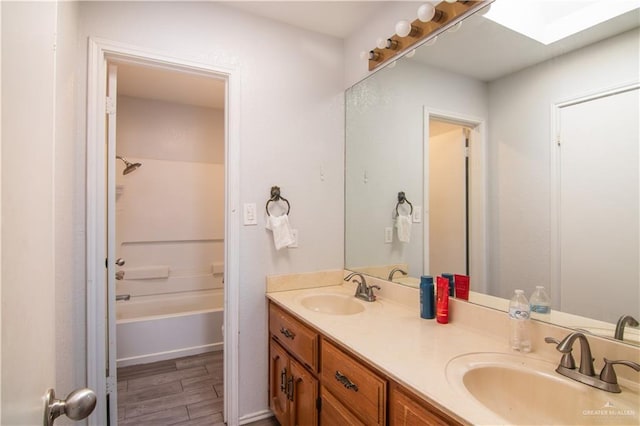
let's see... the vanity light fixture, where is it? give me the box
[366,0,491,71]
[395,20,421,38]
[418,3,445,23]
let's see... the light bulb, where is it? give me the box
[444,0,457,3]
[395,20,412,37]
[417,3,436,22]
[376,37,386,50]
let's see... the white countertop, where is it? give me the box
[267,283,528,425]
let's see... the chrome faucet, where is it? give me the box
[388,267,408,281]
[614,314,639,341]
[344,272,380,302]
[546,331,640,393]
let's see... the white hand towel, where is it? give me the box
[396,214,412,243]
[266,214,295,250]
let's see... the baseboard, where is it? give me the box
[239,409,274,425]
[116,342,223,367]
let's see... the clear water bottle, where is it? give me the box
[529,286,551,319]
[509,289,531,352]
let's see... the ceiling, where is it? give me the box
[222,1,390,39]
[115,1,640,105]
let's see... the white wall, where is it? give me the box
[76,2,344,420]
[487,29,640,311]
[116,96,224,297]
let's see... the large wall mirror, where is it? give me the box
[345,1,640,346]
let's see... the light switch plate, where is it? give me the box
[413,206,422,223]
[243,203,257,225]
[384,227,393,243]
[289,229,299,248]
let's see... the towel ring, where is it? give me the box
[266,186,291,216]
[395,191,413,216]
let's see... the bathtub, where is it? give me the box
[116,289,224,367]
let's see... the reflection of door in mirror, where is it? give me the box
[428,119,469,278]
[555,86,639,324]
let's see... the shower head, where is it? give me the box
[116,156,142,175]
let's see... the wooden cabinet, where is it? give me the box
[268,300,461,426]
[320,339,387,425]
[268,303,319,425]
[269,338,318,426]
[389,382,462,426]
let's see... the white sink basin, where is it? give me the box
[300,294,365,315]
[446,352,639,425]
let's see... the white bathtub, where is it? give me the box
[116,289,223,367]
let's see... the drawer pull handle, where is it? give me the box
[287,376,294,401]
[280,327,295,340]
[335,371,359,392]
[280,368,287,394]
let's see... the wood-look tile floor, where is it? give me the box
[117,351,279,426]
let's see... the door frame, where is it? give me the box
[86,37,240,425]
[423,108,487,292]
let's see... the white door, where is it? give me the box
[429,127,468,276]
[1,2,58,423]
[558,87,639,323]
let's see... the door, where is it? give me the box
[289,358,318,426]
[557,87,639,322]
[269,340,290,426]
[428,125,468,276]
[2,2,57,423]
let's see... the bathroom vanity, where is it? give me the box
[266,273,640,426]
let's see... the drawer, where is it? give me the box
[389,382,461,426]
[320,386,364,426]
[320,339,386,425]
[269,302,318,372]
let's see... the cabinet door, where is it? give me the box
[270,339,291,426]
[319,386,364,426]
[389,384,459,426]
[290,358,318,426]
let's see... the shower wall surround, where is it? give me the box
[115,95,225,296]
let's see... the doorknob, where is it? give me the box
[116,258,125,266]
[44,388,96,426]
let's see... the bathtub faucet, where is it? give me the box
[116,294,131,301]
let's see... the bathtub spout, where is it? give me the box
[116,294,131,301]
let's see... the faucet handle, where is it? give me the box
[600,358,640,386]
[545,336,576,369]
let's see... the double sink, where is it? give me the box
[297,291,639,425]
